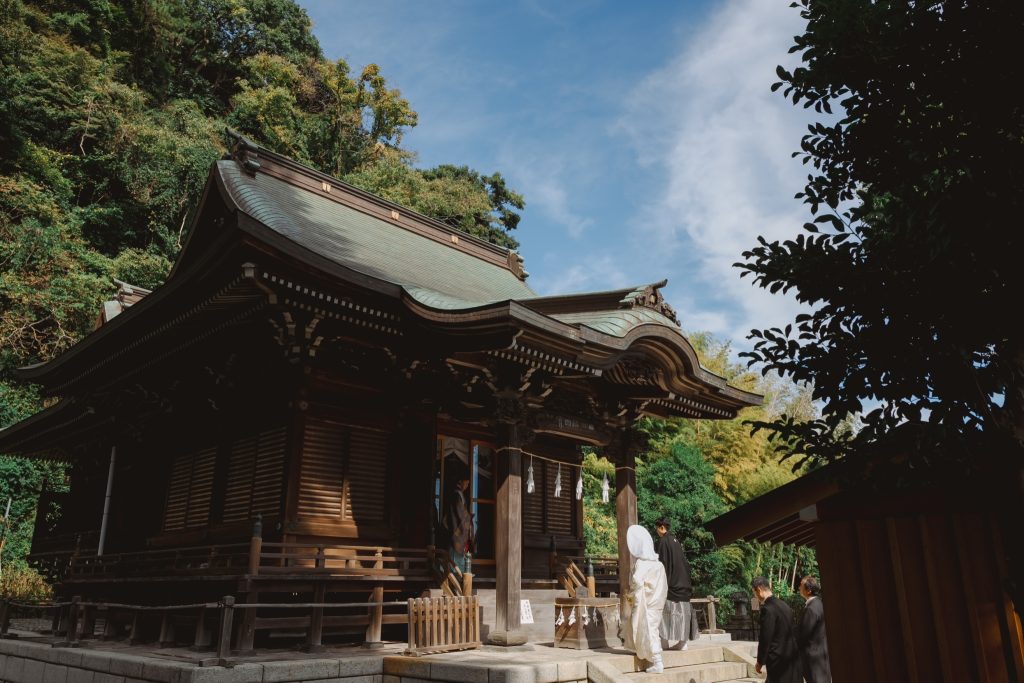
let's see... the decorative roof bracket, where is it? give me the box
[619,279,680,326]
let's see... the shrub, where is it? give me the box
[0,564,53,603]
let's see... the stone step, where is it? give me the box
[625,661,748,683]
[602,646,725,673]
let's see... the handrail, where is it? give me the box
[0,592,416,662]
[73,542,250,559]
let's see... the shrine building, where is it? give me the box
[0,134,760,649]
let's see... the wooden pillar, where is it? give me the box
[247,514,263,576]
[306,583,326,652]
[235,588,257,653]
[490,418,527,646]
[216,596,235,666]
[363,585,384,647]
[191,606,211,650]
[237,516,262,652]
[615,439,637,606]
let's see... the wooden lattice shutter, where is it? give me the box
[162,446,217,531]
[221,428,287,523]
[345,428,387,524]
[298,419,346,519]
[185,447,217,528]
[523,460,545,534]
[251,427,286,516]
[546,460,574,536]
[163,454,192,532]
[221,435,258,523]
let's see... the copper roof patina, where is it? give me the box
[218,159,535,307]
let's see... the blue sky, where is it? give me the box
[300,0,814,350]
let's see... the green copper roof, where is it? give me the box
[549,307,680,337]
[402,286,492,310]
[219,161,536,305]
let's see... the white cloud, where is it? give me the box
[501,152,596,240]
[616,0,814,344]
[530,253,631,296]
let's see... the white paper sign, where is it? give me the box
[520,599,534,625]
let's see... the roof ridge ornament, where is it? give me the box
[225,128,261,175]
[619,280,679,326]
[507,251,528,280]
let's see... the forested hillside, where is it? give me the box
[0,0,524,585]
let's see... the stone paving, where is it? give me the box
[0,625,757,683]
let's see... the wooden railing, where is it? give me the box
[552,554,618,593]
[67,542,251,579]
[255,541,433,579]
[406,596,481,656]
[1,593,481,661]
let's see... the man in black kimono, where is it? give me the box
[655,517,699,649]
[443,459,473,573]
[751,577,801,683]
[798,576,832,682]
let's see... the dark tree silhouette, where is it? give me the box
[737,0,1024,610]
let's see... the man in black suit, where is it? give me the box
[751,577,801,683]
[798,576,832,683]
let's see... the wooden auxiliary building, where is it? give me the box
[0,135,759,649]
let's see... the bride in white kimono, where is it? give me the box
[623,525,669,673]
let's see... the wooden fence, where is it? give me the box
[406,596,481,656]
[2,593,481,662]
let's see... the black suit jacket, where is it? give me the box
[756,596,801,683]
[656,532,693,602]
[798,597,832,683]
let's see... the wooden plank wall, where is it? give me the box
[816,502,1024,683]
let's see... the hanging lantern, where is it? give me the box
[527,456,536,494]
[601,472,610,504]
[554,463,562,498]
[575,469,583,500]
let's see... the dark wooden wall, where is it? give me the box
[815,490,1024,683]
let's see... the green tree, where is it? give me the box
[0,0,526,578]
[636,443,728,593]
[580,451,616,557]
[737,0,1024,610]
[347,158,524,249]
[740,0,1024,472]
